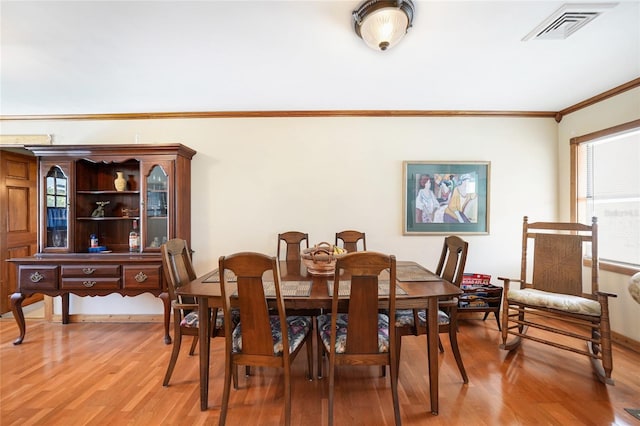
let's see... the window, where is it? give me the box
[571,119,640,275]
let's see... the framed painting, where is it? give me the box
[403,161,490,235]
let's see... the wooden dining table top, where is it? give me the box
[177,260,463,309]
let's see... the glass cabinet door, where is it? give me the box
[45,166,69,249]
[145,165,168,250]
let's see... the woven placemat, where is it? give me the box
[232,280,312,297]
[203,269,237,283]
[327,280,407,297]
[397,265,441,282]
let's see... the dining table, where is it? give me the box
[176,259,463,415]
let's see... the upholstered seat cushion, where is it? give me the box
[231,315,312,355]
[507,288,601,316]
[317,313,390,353]
[180,308,240,329]
[394,309,450,327]
[180,311,199,327]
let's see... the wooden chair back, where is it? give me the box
[521,216,598,297]
[335,230,367,253]
[332,251,396,356]
[435,235,468,286]
[219,252,287,358]
[161,238,197,303]
[277,231,309,261]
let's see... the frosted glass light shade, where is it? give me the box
[360,8,409,51]
[353,0,415,51]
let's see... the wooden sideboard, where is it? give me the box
[8,144,196,345]
[8,253,170,345]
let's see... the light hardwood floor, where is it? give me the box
[1,314,639,425]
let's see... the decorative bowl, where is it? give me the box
[301,242,347,276]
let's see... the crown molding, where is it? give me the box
[1,78,637,122]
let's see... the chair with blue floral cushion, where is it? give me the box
[394,235,469,383]
[218,252,313,426]
[161,238,230,386]
[317,251,401,426]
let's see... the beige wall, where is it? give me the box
[557,86,640,343]
[4,98,638,343]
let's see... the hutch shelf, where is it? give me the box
[8,144,196,345]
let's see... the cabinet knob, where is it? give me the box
[82,267,96,275]
[134,272,148,283]
[29,272,44,283]
[83,280,97,288]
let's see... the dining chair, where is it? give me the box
[218,252,313,426]
[335,230,366,253]
[394,235,469,383]
[277,231,309,261]
[317,251,401,426]
[160,238,226,386]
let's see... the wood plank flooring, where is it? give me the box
[1,314,639,425]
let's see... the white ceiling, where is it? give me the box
[1,0,639,116]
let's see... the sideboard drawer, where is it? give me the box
[123,265,162,290]
[61,265,120,277]
[61,277,121,290]
[19,265,59,291]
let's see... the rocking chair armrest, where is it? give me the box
[497,277,524,291]
[595,290,617,299]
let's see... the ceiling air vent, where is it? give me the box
[523,3,618,41]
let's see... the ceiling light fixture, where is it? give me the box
[353,0,415,51]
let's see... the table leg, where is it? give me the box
[199,296,210,411]
[427,296,439,415]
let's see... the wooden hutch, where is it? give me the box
[8,144,196,345]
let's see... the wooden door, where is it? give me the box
[0,149,40,314]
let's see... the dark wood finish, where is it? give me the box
[396,236,469,384]
[499,216,617,384]
[321,252,400,426]
[7,254,168,343]
[7,144,196,344]
[0,150,41,315]
[277,231,309,261]
[161,238,223,387]
[218,252,313,426]
[335,230,366,253]
[181,260,462,415]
